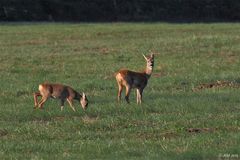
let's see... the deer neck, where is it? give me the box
[74,91,82,101]
[144,61,154,78]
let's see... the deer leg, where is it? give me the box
[67,98,76,112]
[33,92,41,108]
[138,89,143,104]
[38,97,48,109]
[136,89,140,104]
[125,85,131,104]
[60,99,65,111]
[117,83,123,102]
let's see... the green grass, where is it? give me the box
[0,23,240,160]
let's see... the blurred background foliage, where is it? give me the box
[0,0,239,22]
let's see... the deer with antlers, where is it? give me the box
[115,53,154,104]
[33,83,88,111]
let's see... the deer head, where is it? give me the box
[143,53,154,73]
[80,92,88,110]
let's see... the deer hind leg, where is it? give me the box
[117,83,123,102]
[33,92,42,108]
[136,89,143,105]
[125,85,131,104]
[67,98,76,112]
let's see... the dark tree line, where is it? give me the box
[0,0,240,22]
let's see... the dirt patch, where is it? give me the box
[160,132,178,140]
[192,80,240,91]
[222,126,240,132]
[104,74,114,80]
[14,40,47,46]
[99,47,114,55]
[31,117,52,124]
[187,126,240,134]
[89,47,115,55]
[54,116,65,121]
[153,72,165,78]
[137,131,178,140]
[187,128,216,133]
[16,90,31,97]
[82,115,99,124]
[0,129,8,137]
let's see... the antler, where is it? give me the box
[82,92,86,98]
[142,54,147,60]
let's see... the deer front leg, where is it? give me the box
[136,89,140,104]
[137,89,143,105]
[67,98,76,112]
[60,99,65,111]
[38,97,48,109]
[33,92,41,109]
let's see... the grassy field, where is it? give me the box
[0,23,240,160]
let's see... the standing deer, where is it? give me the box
[115,53,154,104]
[33,83,88,111]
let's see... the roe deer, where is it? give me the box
[115,53,154,104]
[33,83,88,111]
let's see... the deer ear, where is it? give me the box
[142,54,147,60]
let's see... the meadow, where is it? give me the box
[0,23,240,159]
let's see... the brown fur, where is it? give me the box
[33,83,88,111]
[116,54,154,104]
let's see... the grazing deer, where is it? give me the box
[115,53,154,104]
[33,83,88,111]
